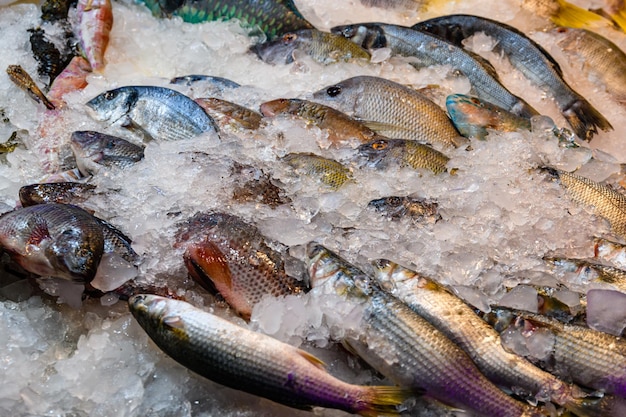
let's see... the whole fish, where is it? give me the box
[47,56,92,108]
[281,153,353,190]
[367,196,441,223]
[413,14,612,141]
[6,65,56,110]
[129,294,410,415]
[75,0,113,72]
[520,0,613,29]
[553,27,626,105]
[358,139,449,174]
[28,27,73,88]
[0,203,104,282]
[306,243,544,417]
[19,182,96,207]
[174,212,308,320]
[137,0,314,39]
[230,162,290,208]
[331,23,538,118]
[71,130,144,175]
[371,259,592,412]
[194,98,263,130]
[260,98,383,147]
[543,167,626,239]
[86,86,219,141]
[170,74,241,90]
[252,29,371,65]
[312,76,461,148]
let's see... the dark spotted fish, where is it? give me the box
[28,27,73,87]
[230,162,290,208]
[19,182,96,207]
[6,65,56,110]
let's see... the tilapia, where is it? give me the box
[174,212,308,320]
[75,0,113,72]
[281,153,353,190]
[306,243,544,417]
[129,294,410,415]
[137,0,314,39]
[543,167,626,239]
[331,23,538,118]
[413,14,612,141]
[260,98,383,147]
[70,130,145,175]
[252,29,371,65]
[367,196,441,223]
[371,259,588,410]
[194,98,263,130]
[19,182,96,207]
[0,203,104,282]
[86,86,219,142]
[312,76,461,148]
[6,65,55,110]
[553,27,626,105]
[358,139,449,174]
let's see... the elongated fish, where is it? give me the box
[129,294,411,415]
[75,0,113,72]
[19,182,96,207]
[413,14,612,140]
[174,212,308,320]
[0,203,104,282]
[359,139,449,174]
[311,76,461,148]
[6,64,55,110]
[71,130,144,175]
[252,29,371,64]
[137,0,314,39]
[86,86,219,141]
[368,196,441,223]
[306,243,545,417]
[282,153,353,189]
[194,98,263,130]
[543,167,626,239]
[332,23,538,118]
[170,74,241,90]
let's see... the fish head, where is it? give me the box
[128,294,175,336]
[446,94,492,140]
[251,31,305,65]
[331,23,386,49]
[86,87,139,124]
[47,225,104,282]
[311,77,362,112]
[357,138,393,166]
[259,98,302,117]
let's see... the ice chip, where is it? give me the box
[587,289,626,336]
[498,285,539,313]
[525,328,556,361]
[90,253,138,292]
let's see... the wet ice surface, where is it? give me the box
[1,0,626,416]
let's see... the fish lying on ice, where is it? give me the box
[358,139,450,175]
[281,153,353,190]
[75,0,113,72]
[195,98,263,131]
[70,130,145,175]
[19,182,97,207]
[6,64,56,110]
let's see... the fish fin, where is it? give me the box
[26,215,51,246]
[359,386,419,417]
[163,314,185,329]
[296,349,327,369]
[552,0,612,29]
[561,98,613,141]
[184,241,233,293]
[359,120,405,132]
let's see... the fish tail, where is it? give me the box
[357,386,415,416]
[551,0,612,28]
[564,394,626,417]
[562,98,613,141]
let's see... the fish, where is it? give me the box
[543,167,626,240]
[70,130,145,175]
[6,65,56,110]
[137,0,314,39]
[170,74,241,90]
[47,56,92,108]
[75,0,113,72]
[520,0,613,29]
[174,212,308,320]
[358,139,450,174]
[86,86,219,142]
[553,27,626,105]
[367,196,441,223]
[129,294,411,416]
[413,14,612,141]
[252,29,371,65]
[370,259,591,411]
[230,162,290,208]
[28,27,74,88]
[305,243,545,417]
[194,98,263,130]
[0,203,104,282]
[604,0,626,31]
[260,98,383,147]
[281,153,353,190]
[96,217,140,265]
[331,23,538,118]
[311,76,462,148]
[545,256,626,293]
[19,182,97,207]
[41,0,76,22]
[0,131,20,154]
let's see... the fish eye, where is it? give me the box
[104,91,116,101]
[470,97,482,106]
[372,140,387,150]
[282,33,297,43]
[327,86,342,97]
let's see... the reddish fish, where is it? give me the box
[48,56,92,108]
[75,0,113,72]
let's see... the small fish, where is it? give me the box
[260,98,383,147]
[359,139,449,175]
[368,196,441,223]
[174,212,308,320]
[70,130,145,175]
[170,74,241,93]
[47,56,92,108]
[312,76,462,148]
[543,167,626,239]
[19,182,96,207]
[520,0,613,29]
[194,98,263,130]
[6,65,56,110]
[137,0,314,39]
[0,203,104,282]
[75,0,113,72]
[252,29,371,65]
[553,27,626,105]
[28,27,73,87]
[230,162,290,208]
[281,153,353,190]
[86,86,219,142]
[129,294,411,415]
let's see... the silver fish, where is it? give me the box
[70,130,144,175]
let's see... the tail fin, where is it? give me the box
[358,385,418,416]
[552,0,613,29]
[562,98,613,141]
[565,394,626,417]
